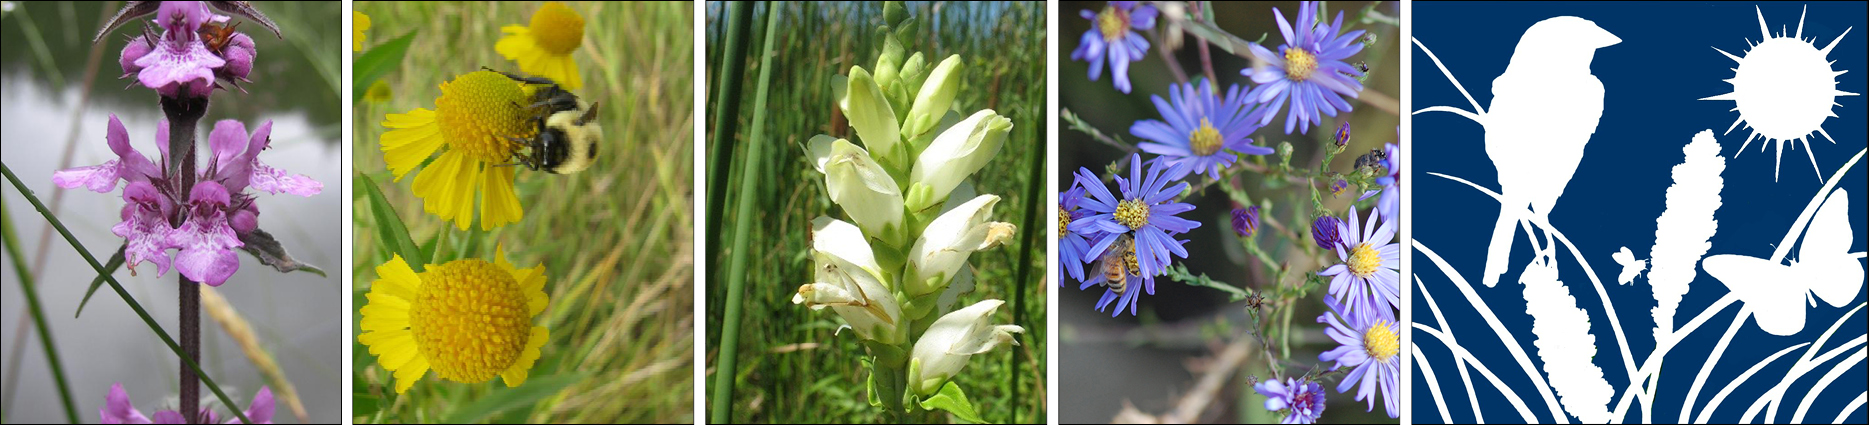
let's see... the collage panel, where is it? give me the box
[702,1,1047,423]
[1057,1,1401,423]
[2,1,343,424]
[349,1,693,423]
[1410,1,1867,424]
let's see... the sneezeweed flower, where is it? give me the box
[1131,80,1273,180]
[1310,215,1342,250]
[54,116,321,285]
[907,299,1024,396]
[793,217,903,344]
[1318,207,1398,314]
[380,70,538,230]
[100,382,274,424]
[1071,1,1156,94]
[495,1,585,90]
[906,195,1016,297]
[357,247,550,394]
[1058,183,1093,284]
[1232,206,1260,238]
[353,11,369,51]
[1071,154,1199,280]
[1243,1,1367,134]
[1319,296,1400,419]
[1255,376,1327,424]
[110,1,279,99]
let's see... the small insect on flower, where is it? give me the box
[485,67,601,175]
[1098,234,1141,296]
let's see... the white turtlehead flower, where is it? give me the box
[792,218,903,344]
[908,299,1023,396]
[844,66,901,159]
[904,54,963,139]
[810,137,904,238]
[906,195,1014,296]
[908,110,1012,210]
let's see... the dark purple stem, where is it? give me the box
[159,94,207,424]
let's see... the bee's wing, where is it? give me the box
[1706,254,1808,336]
[1613,247,1635,265]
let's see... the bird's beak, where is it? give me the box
[1587,25,1622,49]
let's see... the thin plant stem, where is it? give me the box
[1193,1,1217,86]
[710,2,782,422]
[180,274,200,424]
[0,204,81,423]
[0,163,252,425]
[705,0,753,286]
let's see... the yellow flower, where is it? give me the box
[354,11,370,52]
[357,247,549,394]
[494,1,585,90]
[364,80,392,104]
[380,70,534,230]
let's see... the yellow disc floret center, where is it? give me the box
[1189,117,1224,156]
[1058,206,1071,236]
[1285,47,1318,82]
[1096,6,1129,43]
[1114,199,1150,230]
[1347,242,1380,278]
[409,259,531,383]
[1364,319,1399,363]
[435,71,537,163]
[529,2,585,55]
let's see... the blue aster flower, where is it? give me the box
[1059,181,1093,285]
[1359,141,1399,219]
[1132,80,1274,180]
[1069,154,1200,316]
[1255,376,1327,424]
[1071,1,1156,94]
[1242,1,1366,134]
[1318,207,1398,314]
[1319,296,1400,419]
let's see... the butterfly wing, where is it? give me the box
[1704,254,1806,336]
[1799,189,1864,307]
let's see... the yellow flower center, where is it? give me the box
[1096,6,1128,43]
[1058,205,1071,236]
[528,2,585,55]
[408,259,531,383]
[1114,199,1150,230]
[1348,242,1380,278]
[435,70,537,163]
[1189,117,1224,156]
[1364,319,1399,363]
[1285,47,1318,82]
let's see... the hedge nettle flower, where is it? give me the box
[1243,1,1366,134]
[1319,296,1399,419]
[1311,215,1342,250]
[1255,376,1327,424]
[1232,206,1260,238]
[380,70,537,230]
[1318,207,1398,314]
[100,382,274,424]
[495,1,586,90]
[1059,183,1092,284]
[1072,1,1156,94]
[1132,80,1273,180]
[1073,154,1198,280]
[54,115,320,286]
[358,247,550,393]
[113,1,272,99]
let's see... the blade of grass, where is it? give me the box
[0,199,80,424]
[705,0,753,284]
[4,162,252,425]
[357,172,425,271]
[439,373,587,424]
[711,3,783,423]
[352,31,416,100]
[74,245,126,317]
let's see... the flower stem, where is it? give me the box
[709,3,782,423]
[180,274,200,424]
[0,202,80,424]
[160,92,209,425]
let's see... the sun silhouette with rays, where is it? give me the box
[1702,5,1857,182]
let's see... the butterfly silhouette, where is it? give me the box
[1704,188,1866,336]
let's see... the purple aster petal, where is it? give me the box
[1109,36,1133,94]
[1129,4,1157,30]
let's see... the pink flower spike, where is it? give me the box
[115,181,175,277]
[227,387,275,424]
[208,119,250,174]
[236,121,322,197]
[100,382,152,424]
[150,411,186,424]
[133,38,224,98]
[53,115,157,193]
[168,181,241,286]
[219,32,257,82]
[120,36,153,78]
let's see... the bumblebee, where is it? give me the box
[485,67,601,174]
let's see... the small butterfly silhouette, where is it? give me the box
[1704,188,1866,336]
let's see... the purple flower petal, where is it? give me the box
[100,383,152,424]
[167,182,241,286]
[133,39,224,97]
[115,181,175,277]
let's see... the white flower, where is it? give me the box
[810,136,904,238]
[904,54,962,139]
[793,218,903,344]
[907,110,1011,211]
[844,66,901,159]
[907,299,1023,396]
[906,194,1014,297]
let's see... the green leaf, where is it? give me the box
[1165,263,1250,302]
[357,173,425,272]
[351,393,380,417]
[75,245,126,318]
[352,31,416,101]
[438,372,586,424]
[917,381,984,424]
[237,228,328,277]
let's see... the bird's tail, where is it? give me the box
[1481,202,1521,287]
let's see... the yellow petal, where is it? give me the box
[394,356,429,394]
[380,110,445,180]
[494,27,534,61]
[371,254,423,301]
[479,164,522,230]
[500,326,549,387]
[454,160,483,230]
[412,151,468,226]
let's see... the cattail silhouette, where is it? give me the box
[1649,130,1724,342]
[1521,257,1614,423]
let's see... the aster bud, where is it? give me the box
[907,299,1023,396]
[1312,215,1343,250]
[906,195,1015,296]
[1277,141,1294,168]
[1334,121,1351,148]
[1232,206,1260,238]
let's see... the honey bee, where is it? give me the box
[1099,236,1141,295]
